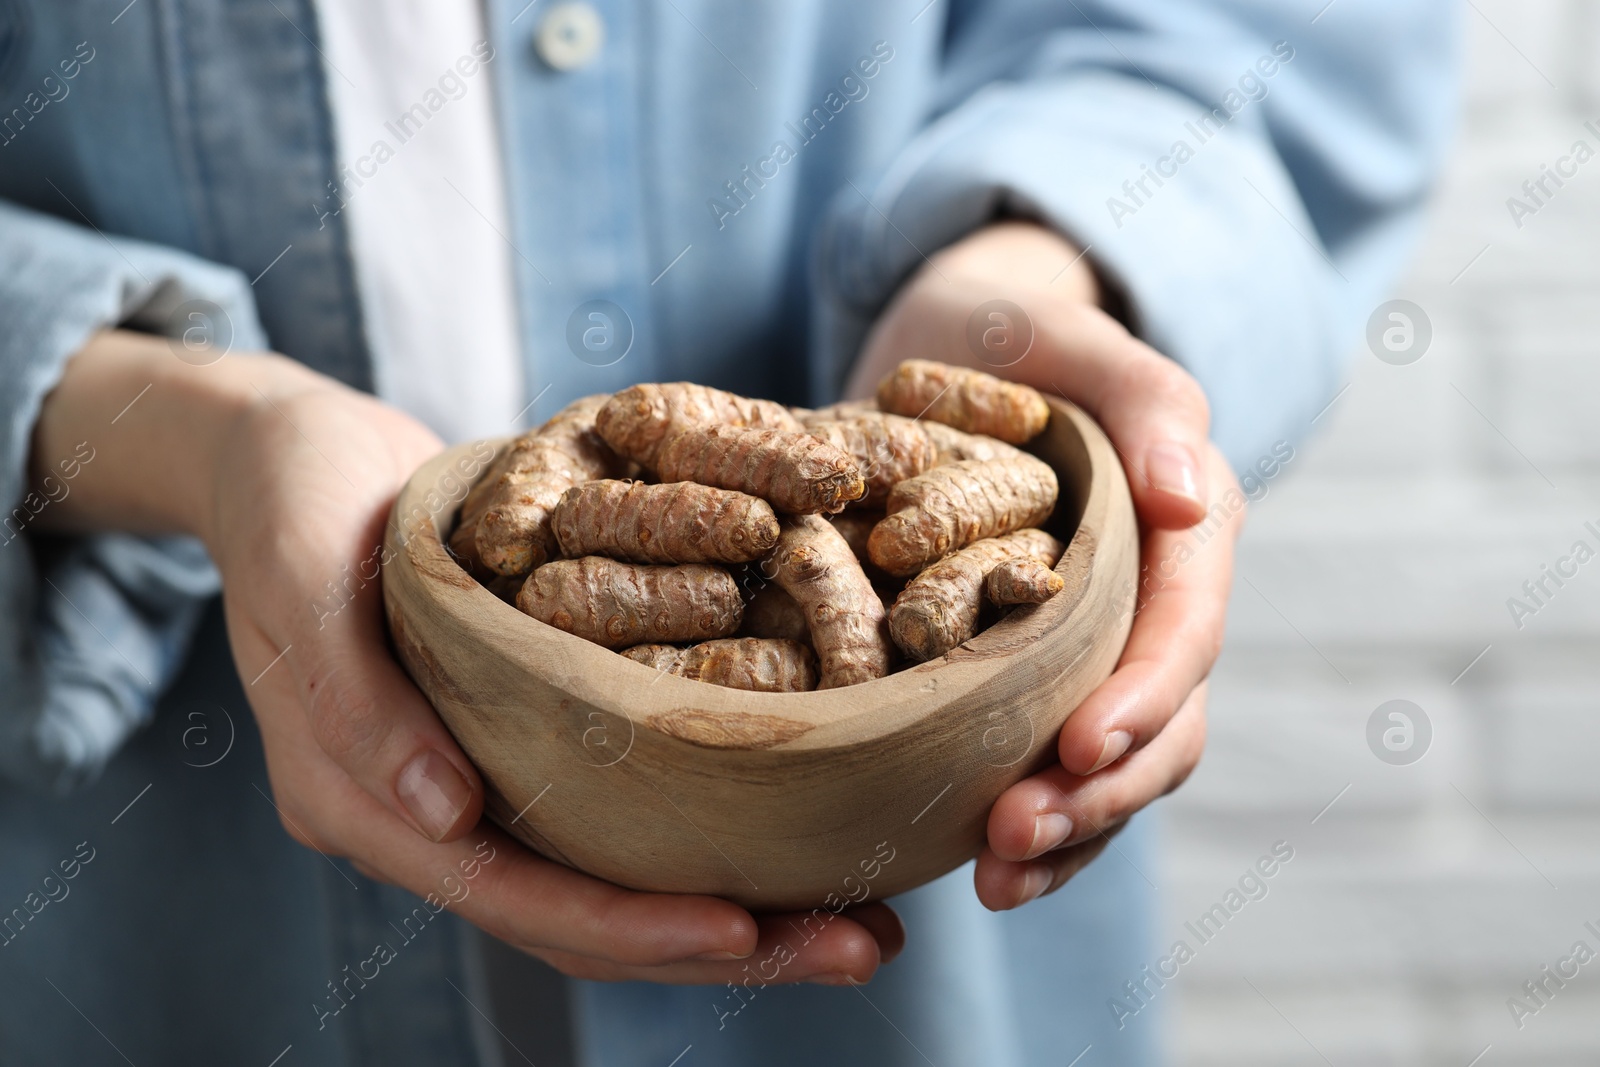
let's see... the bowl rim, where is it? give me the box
[385,394,1133,751]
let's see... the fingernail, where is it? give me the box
[805,973,857,987]
[1016,865,1053,907]
[1028,812,1073,857]
[397,750,473,841]
[1145,443,1201,504]
[1089,730,1134,774]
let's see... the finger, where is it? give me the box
[973,828,1118,912]
[253,622,893,984]
[983,686,1207,875]
[329,792,766,968]
[527,905,893,986]
[1008,303,1212,529]
[238,607,485,848]
[291,654,899,980]
[1057,447,1241,776]
[455,835,888,983]
[844,901,907,965]
[462,827,761,967]
[294,599,485,843]
[237,606,485,848]
[248,671,772,971]
[247,481,486,844]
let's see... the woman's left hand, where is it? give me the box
[849,221,1246,910]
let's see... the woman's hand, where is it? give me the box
[33,329,902,984]
[975,444,1236,910]
[850,222,1244,910]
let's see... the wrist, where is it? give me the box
[929,221,1101,308]
[29,329,328,549]
[184,349,335,554]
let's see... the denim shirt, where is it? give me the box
[0,4,1460,1065]
[0,0,1456,789]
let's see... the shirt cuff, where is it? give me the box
[811,71,1350,468]
[0,199,267,792]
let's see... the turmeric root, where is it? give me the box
[655,425,865,514]
[516,556,742,649]
[621,638,818,692]
[921,420,1025,466]
[768,515,891,688]
[985,558,1065,605]
[740,584,811,642]
[616,643,682,671]
[459,370,1075,687]
[803,401,996,484]
[876,359,1050,444]
[475,395,626,576]
[551,480,779,564]
[868,455,1058,576]
[804,414,937,506]
[449,446,517,576]
[801,398,879,424]
[889,529,1064,661]
[596,382,801,468]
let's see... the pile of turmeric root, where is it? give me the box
[447,360,1067,693]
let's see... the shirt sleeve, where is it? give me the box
[809,0,1460,467]
[0,199,268,793]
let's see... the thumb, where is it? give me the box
[1014,303,1212,530]
[295,579,486,843]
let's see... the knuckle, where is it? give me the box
[1097,790,1138,832]
[307,676,390,769]
[587,896,707,968]
[1178,593,1229,670]
[1163,751,1203,797]
[1195,622,1226,670]
[1114,351,1211,429]
[1161,715,1208,797]
[1069,784,1120,839]
[601,926,680,967]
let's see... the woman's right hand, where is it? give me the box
[33,329,903,985]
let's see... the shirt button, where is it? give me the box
[535,2,605,72]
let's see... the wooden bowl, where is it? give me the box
[382,396,1138,910]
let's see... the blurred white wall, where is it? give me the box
[1156,3,1600,1063]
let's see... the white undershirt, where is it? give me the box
[314,0,524,443]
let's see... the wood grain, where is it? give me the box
[382,396,1138,910]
